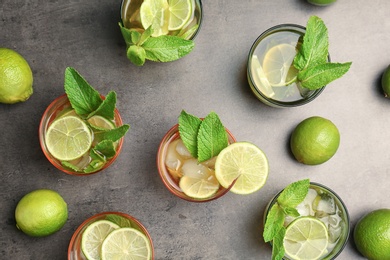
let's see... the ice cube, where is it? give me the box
[181,158,214,179]
[296,188,318,216]
[316,194,336,216]
[165,139,182,171]
[202,156,217,169]
[328,224,342,243]
[175,139,193,159]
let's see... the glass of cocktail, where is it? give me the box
[68,211,154,260]
[39,94,125,176]
[247,24,327,108]
[157,123,236,202]
[263,182,350,259]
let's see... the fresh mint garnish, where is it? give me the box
[293,16,352,90]
[263,179,310,260]
[62,67,130,173]
[178,110,228,162]
[119,23,195,66]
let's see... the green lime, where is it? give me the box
[307,0,336,6]
[262,43,298,87]
[0,48,33,104]
[45,115,92,161]
[284,217,329,260]
[179,159,220,199]
[167,0,192,31]
[101,227,152,260]
[15,189,68,237]
[87,115,115,130]
[81,220,120,260]
[140,0,169,37]
[382,65,390,97]
[250,54,275,98]
[354,209,390,260]
[290,116,340,165]
[215,142,269,195]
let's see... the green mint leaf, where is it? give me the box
[83,149,106,173]
[88,91,116,120]
[283,207,300,217]
[263,203,285,242]
[95,124,130,143]
[94,140,116,159]
[272,227,286,260]
[142,35,194,62]
[197,112,228,162]
[178,110,202,158]
[178,24,199,40]
[294,16,328,71]
[139,26,153,45]
[105,214,133,228]
[118,22,139,46]
[61,161,81,172]
[127,45,146,66]
[277,179,310,208]
[64,67,102,116]
[298,62,352,90]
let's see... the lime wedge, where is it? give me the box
[87,115,115,130]
[215,142,269,195]
[101,227,152,260]
[251,55,275,98]
[263,43,298,87]
[81,220,120,260]
[140,0,169,37]
[179,158,220,199]
[45,115,92,161]
[284,217,329,260]
[168,0,192,31]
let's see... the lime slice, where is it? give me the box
[215,142,269,195]
[101,227,152,260]
[263,43,298,87]
[87,115,115,130]
[284,217,329,260]
[251,55,275,98]
[56,107,77,118]
[45,115,92,161]
[168,0,192,31]
[140,0,169,37]
[81,220,120,260]
[179,159,220,199]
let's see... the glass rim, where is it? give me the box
[156,123,236,203]
[119,0,203,41]
[67,211,154,260]
[264,182,350,260]
[39,94,124,176]
[247,23,327,108]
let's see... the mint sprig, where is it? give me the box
[293,16,352,90]
[119,23,195,66]
[263,179,310,260]
[178,110,228,162]
[62,67,130,173]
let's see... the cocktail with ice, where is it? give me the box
[263,180,350,260]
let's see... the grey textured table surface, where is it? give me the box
[1,0,389,259]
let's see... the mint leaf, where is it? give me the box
[197,112,228,162]
[95,124,130,143]
[283,207,300,218]
[118,22,139,46]
[106,214,133,228]
[127,45,146,66]
[178,110,202,158]
[263,203,285,242]
[88,91,116,120]
[277,179,310,208]
[298,62,352,90]
[64,67,102,116]
[294,16,328,71]
[83,149,106,173]
[142,35,194,62]
[94,140,116,159]
[61,161,81,172]
[178,24,199,40]
[139,26,152,46]
[272,227,286,260]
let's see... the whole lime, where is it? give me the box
[15,189,68,237]
[354,209,390,260]
[0,47,33,104]
[290,116,340,165]
[307,0,336,6]
[382,65,390,97]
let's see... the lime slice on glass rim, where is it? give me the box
[167,0,193,31]
[215,142,269,195]
[81,220,120,260]
[45,115,92,161]
[262,43,298,87]
[284,216,329,260]
[101,227,152,260]
[140,0,169,37]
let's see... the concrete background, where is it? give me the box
[1,0,389,259]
